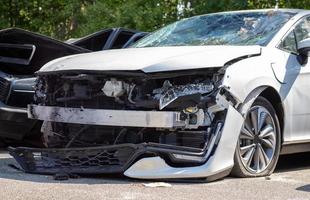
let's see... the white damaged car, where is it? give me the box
[9,9,310,181]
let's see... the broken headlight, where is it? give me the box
[154,81,214,110]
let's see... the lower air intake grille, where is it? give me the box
[8,145,138,175]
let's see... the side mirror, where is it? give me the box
[297,38,310,65]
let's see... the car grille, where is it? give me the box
[0,77,10,102]
[53,149,122,168]
[8,145,138,174]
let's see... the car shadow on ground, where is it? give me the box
[296,185,310,192]
[275,152,310,173]
[0,149,310,185]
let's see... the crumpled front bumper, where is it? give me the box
[10,105,243,179]
[124,105,243,179]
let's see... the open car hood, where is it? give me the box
[39,45,262,74]
[0,28,147,75]
[0,28,89,75]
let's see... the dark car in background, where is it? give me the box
[0,27,147,144]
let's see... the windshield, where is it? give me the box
[132,11,295,47]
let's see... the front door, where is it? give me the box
[279,16,310,141]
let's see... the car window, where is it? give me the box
[132,11,295,47]
[280,31,297,53]
[280,16,310,54]
[295,16,310,42]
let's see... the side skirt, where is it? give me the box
[281,140,310,155]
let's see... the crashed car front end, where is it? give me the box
[9,68,243,179]
[10,9,294,179]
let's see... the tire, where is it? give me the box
[231,96,281,177]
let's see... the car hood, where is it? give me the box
[39,46,262,74]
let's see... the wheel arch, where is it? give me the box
[259,87,285,143]
[238,86,285,144]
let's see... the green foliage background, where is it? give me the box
[0,0,309,40]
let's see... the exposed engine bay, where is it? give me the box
[10,69,239,175]
[34,70,225,146]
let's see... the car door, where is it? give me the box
[279,16,310,141]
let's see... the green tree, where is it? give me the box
[0,0,309,40]
[0,0,92,40]
[71,0,180,37]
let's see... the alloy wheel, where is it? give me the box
[238,106,277,173]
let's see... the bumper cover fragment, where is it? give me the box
[8,144,139,174]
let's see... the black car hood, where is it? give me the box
[0,28,90,75]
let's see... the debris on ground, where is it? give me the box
[143,182,172,188]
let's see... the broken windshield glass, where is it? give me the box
[132,10,296,47]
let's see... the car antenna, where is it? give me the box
[275,0,279,10]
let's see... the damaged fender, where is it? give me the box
[221,47,283,105]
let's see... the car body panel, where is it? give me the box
[278,51,310,142]
[0,28,89,75]
[38,46,262,73]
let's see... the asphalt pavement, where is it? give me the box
[0,150,310,200]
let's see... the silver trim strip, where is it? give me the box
[12,90,35,93]
[28,105,188,128]
[283,139,310,145]
[0,101,27,114]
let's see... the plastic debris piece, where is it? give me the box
[143,182,172,188]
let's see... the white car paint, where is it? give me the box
[32,9,310,179]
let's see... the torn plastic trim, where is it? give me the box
[208,87,242,114]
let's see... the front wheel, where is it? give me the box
[231,96,281,177]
